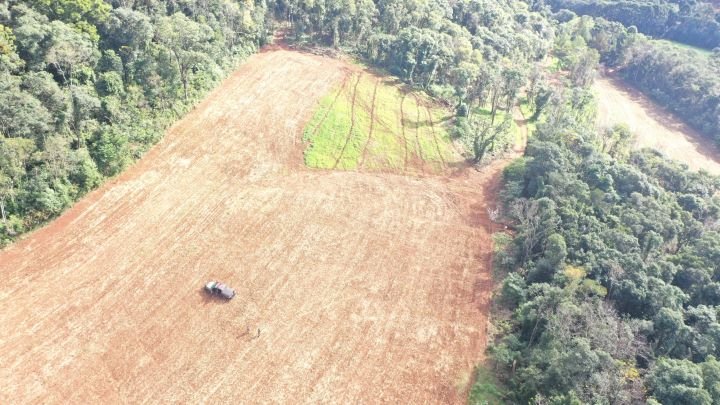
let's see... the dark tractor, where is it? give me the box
[205,281,236,299]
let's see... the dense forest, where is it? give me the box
[483,18,720,400]
[544,0,720,50]
[0,0,269,245]
[619,40,720,144]
[492,94,720,401]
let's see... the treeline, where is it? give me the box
[619,41,720,144]
[544,0,720,50]
[0,0,560,245]
[274,0,555,162]
[556,16,720,146]
[277,0,551,97]
[489,83,720,403]
[0,0,270,245]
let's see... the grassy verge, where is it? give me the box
[468,365,507,405]
[365,77,409,170]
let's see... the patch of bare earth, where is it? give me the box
[0,49,500,403]
[594,73,720,174]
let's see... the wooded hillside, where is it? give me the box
[494,93,720,402]
[0,0,269,244]
[545,0,720,50]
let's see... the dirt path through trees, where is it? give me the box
[0,49,500,403]
[594,74,720,174]
[512,106,529,154]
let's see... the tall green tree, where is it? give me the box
[155,13,214,102]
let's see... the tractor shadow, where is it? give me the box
[197,287,232,305]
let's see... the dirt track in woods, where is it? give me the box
[0,48,505,403]
[594,74,720,174]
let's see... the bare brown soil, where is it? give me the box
[0,49,501,403]
[594,74,720,174]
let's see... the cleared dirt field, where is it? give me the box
[594,74,720,174]
[0,48,500,403]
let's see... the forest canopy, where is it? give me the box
[484,38,720,400]
[544,0,720,50]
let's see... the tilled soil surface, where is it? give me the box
[0,49,500,403]
[594,74,720,174]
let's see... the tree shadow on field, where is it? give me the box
[197,287,232,305]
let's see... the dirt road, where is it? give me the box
[0,49,498,403]
[594,74,720,174]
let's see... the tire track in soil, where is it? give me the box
[307,73,351,139]
[358,78,380,170]
[413,95,426,175]
[425,106,447,170]
[399,92,409,171]
[0,50,497,404]
[332,73,363,170]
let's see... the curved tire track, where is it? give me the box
[358,78,380,170]
[413,95,426,175]
[332,73,362,170]
[399,92,409,171]
[425,106,447,170]
[0,51,498,404]
[307,73,350,139]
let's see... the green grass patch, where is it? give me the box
[655,39,712,58]
[303,85,355,169]
[509,117,521,147]
[468,366,507,405]
[333,74,374,170]
[365,78,407,170]
[303,69,458,173]
[519,99,533,120]
[413,101,438,167]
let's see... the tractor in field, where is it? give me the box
[205,281,236,299]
